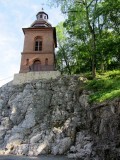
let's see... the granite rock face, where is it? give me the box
[0,76,120,159]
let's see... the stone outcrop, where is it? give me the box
[0,76,120,159]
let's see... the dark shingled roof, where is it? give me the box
[36,11,48,19]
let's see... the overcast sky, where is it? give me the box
[0,0,64,86]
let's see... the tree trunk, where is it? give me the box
[61,46,71,75]
[84,0,96,78]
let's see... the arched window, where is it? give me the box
[32,59,41,71]
[34,37,42,51]
[40,14,42,18]
[26,59,29,65]
[45,58,48,65]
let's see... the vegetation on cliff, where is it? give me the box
[48,0,120,103]
[85,70,120,102]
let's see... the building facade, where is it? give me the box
[19,10,57,73]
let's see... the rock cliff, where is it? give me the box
[0,76,120,159]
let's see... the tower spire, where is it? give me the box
[41,3,45,11]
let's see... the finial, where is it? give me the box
[41,3,45,11]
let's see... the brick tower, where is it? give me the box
[19,9,57,73]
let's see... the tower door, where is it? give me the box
[33,60,41,71]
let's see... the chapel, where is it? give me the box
[19,9,57,73]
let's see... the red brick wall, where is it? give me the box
[20,27,56,73]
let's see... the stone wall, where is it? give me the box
[13,71,61,85]
[0,76,120,159]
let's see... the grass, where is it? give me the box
[84,70,120,103]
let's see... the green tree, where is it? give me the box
[56,22,73,74]
[50,0,120,77]
[96,0,120,34]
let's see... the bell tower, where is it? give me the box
[19,9,57,73]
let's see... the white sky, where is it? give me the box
[0,0,65,87]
